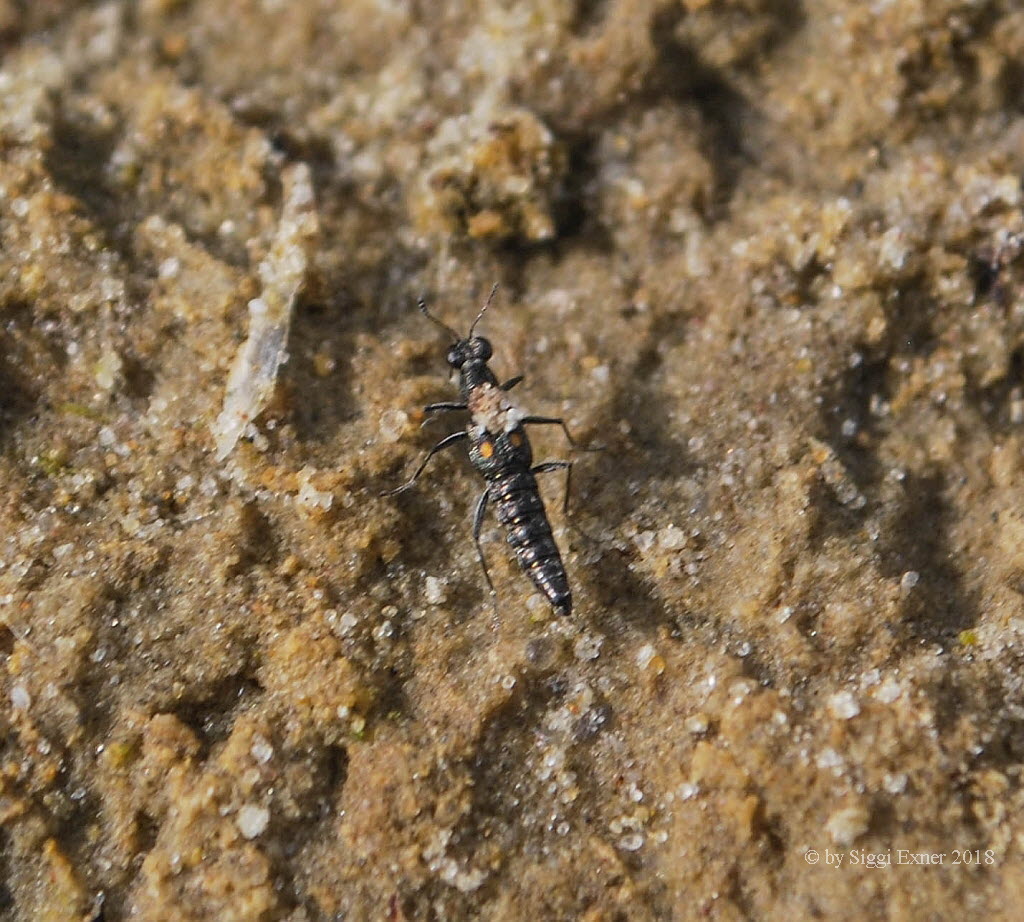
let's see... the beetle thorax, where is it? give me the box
[468,382,525,434]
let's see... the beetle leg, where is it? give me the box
[421,402,467,428]
[381,430,467,496]
[472,488,495,595]
[521,416,603,452]
[532,460,573,515]
[500,375,524,391]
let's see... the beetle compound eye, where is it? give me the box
[474,338,492,361]
[479,439,495,459]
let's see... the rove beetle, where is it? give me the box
[384,285,598,617]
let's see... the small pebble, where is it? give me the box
[379,409,409,443]
[827,690,860,720]
[312,351,335,377]
[11,683,31,711]
[250,734,274,765]
[424,576,447,604]
[337,612,359,635]
[658,524,686,550]
[883,772,908,795]
[573,633,603,661]
[236,804,270,839]
[677,782,699,801]
[875,676,903,704]
[618,832,644,851]
[684,714,709,735]
[636,643,658,669]
[900,570,920,593]
[825,804,869,846]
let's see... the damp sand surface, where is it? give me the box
[3,2,1024,919]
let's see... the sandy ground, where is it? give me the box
[3,1,1024,919]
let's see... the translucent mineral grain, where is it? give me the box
[213,162,318,461]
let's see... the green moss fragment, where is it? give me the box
[36,448,69,476]
[56,402,106,421]
[104,740,139,769]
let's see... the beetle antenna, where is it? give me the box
[468,283,499,338]
[418,297,461,341]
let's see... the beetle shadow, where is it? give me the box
[877,470,979,649]
[279,292,361,443]
[0,339,39,446]
[281,244,431,448]
[559,316,699,637]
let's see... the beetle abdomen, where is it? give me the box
[489,468,572,616]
